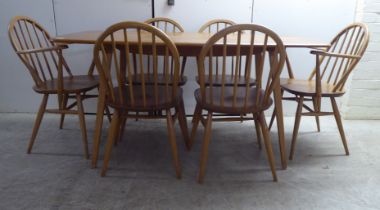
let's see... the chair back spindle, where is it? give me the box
[93,22,181,110]
[8,16,72,91]
[197,24,286,113]
[308,23,369,92]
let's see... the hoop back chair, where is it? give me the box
[198,19,236,34]
[278,23,369,160]
[142,17,187,86]
[93,21,190,178]
[197,19,255,87]
[192,24,286,183]
[8,16,99,158]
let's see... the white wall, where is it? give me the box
[0,0,359,115]
[343,0,380,119]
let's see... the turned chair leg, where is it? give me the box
[197,111,213,184]
[59,93,68,129]
[27,94,49,154]
[101,110,120,177]
[118,111,127,143]
[268,89,283,131]
[268,107,276,131]
[166,109,182,179]
[76,93,89,159]
[253,114,262,150]
[259,112,278,182]
[312,97,321,132]
[289,96,304,160]
[190,103,202,148]
[331,97,350,155]
[176,98,191,150]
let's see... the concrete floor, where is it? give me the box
[0,113,379,210]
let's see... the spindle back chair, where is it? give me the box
[93,21,190,178]
[8,16,99,158]
[198,19,236,33]
[196,19,256,87]
[277,23,369,160]
[143,17,188,86]
[191,24,286,183]
[145,17,185,33]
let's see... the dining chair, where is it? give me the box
[119,17,187,135]
[93,21,190,178]
[143,17,187,86]
[272,23,369,160]
[198,19,236,34]
[191,24,286,183]
[193,19,259,147]
[8,16,100,159]
[197,19,255,87]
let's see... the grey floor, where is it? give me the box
[0,113,379,210]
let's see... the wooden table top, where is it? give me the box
[52,31,330,48]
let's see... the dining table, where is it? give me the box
[52,30,330,170]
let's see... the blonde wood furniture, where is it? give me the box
[93,21,190,178]
[192,24,286,183]
[196,19,258,87]
[145,17,185,32]
[273,23,369,160]
[198,19,236,33]
[8,16,100,159]
[53,29,329,170]
[195,19,258,144]
[144,17,187,86]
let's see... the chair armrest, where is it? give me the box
[16,45,68,55]
[310,50,360,59]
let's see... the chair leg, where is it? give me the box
[331,97,350,155]
[253,116,262,150]
[59,94,68,129]
[268,107,276,131]
[259,112,278,182]
[105,105,112,123]
[312,97,321,132]
[268,89,283,131]
[118,111,127,143]
[176,98,191,150]
[92,87,106,168]
[197,111,213,184]
[76,93,89,159]
[190,103,202,148]
[101,110,120,177]
[97,86,112,123]
[27,94,49,154]
[289,96,304,160]
[166,109,182,179]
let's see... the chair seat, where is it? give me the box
[108,86,182,111]
[194,87,272,114]
[129,74,187,86]
[33,75,99,94]
[196,75,256,86]
[280,78,345,97]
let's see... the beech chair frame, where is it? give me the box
[270,23,369,160]
[8,16,102,159]
[191,24,286,183]
[93,21,190,178]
